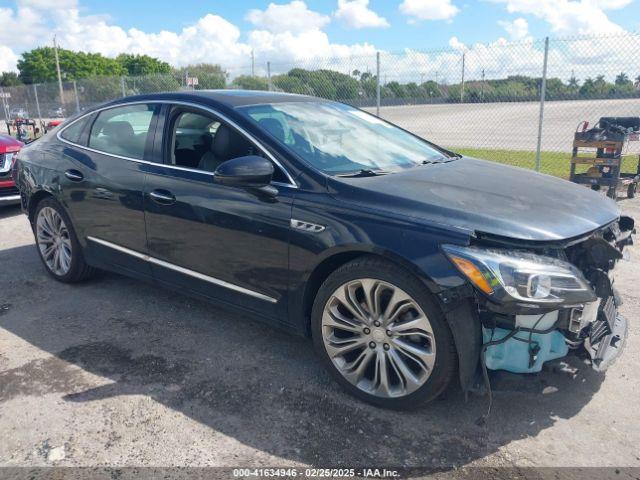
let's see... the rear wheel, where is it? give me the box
[311,256,457,409]
[34,197,96,283]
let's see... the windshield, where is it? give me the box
[237,101,451,175]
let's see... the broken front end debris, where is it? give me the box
[444,215,634,377]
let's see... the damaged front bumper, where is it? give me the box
[583,299,628,372]
[476,215,634,374]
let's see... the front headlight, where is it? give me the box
[0,153,10,173]
[442,244,596,306]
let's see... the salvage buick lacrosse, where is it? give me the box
[14,91,634,408]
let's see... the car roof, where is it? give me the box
[109,89,323,109]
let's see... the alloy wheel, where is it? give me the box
[36,206,72,276]
[321,278,436,398]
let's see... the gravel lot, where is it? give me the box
[0,195,639,474]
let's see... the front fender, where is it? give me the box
[288,191,475,332]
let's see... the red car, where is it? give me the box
[0,134,23,206]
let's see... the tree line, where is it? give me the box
[2,47,640,105]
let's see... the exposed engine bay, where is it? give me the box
[472,215,635,375]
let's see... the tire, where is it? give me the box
[33,197,96,283]
[311,256,457,409]
[628,183,636,199]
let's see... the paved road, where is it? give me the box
[0,198,639,473]
[5,98,639,155]
[370,98,640,152]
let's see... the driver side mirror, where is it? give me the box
[214,155,274,189]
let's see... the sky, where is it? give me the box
[0,0,639,79]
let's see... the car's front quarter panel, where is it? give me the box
[288,190,473,332]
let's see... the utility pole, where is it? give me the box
[267,62,272,91]
[0,89,9,121]
[480,69,485,101]
[53,35,64,108]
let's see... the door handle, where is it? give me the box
[64,169,84,182]
[149,189,176,205]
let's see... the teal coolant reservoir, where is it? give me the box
[482,321,569,373]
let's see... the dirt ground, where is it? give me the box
[0,196,639,475]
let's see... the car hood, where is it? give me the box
[329,157,620,242]
[0,134,23,153]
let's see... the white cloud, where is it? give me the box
[448,36,466,50]
[591,0,633,9]
[248,29,375,65]
[246,1,330,34]
[244,1,375,70]
[19,0,78,9]
[335,0,390,29]
[0,0,376,74]
[491,0,627,35]
[0,5,47,48]
[498,17,531,40]
[399,0,460,22]
[0,46,19,72]
[0,0,636,87]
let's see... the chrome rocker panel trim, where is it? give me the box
[87,236,278,304]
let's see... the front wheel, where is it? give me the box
[311,256,457,409]
[34,197,96,283]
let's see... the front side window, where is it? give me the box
[168,108,289,183]
[170,111,222,170]
[238,101,451,175]
[89,104,157,159]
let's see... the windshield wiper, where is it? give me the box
[336,169,390,178]
[421,156,457,165]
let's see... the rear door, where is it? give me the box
[142,104,295,320]
[57,103,160,278]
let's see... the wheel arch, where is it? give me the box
[27,189,55,224]
[300,246,441,337]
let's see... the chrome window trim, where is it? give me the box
[57,99,298,188]
[87,236,278,304]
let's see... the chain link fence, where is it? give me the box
[2,33,639,177]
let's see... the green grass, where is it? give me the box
[452,147,639,179]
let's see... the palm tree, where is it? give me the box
[615,72,630,86]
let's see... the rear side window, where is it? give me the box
[89,104,157,159]
[60,116,91,144]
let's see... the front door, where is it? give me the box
[143,105,294,320]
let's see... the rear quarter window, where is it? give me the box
[60,116,91,145]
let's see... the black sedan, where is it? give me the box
[15,91,634,409]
